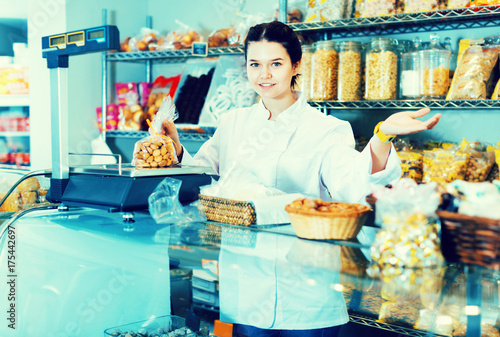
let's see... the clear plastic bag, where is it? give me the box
[370,179,444,268]
[423,148,469,184]
[447,44,500,100]
[148,177,206,225]
[306,0,346,21]
[131,96,179,169]
[165,20,201,50]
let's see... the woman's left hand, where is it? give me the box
[380,108,441,136]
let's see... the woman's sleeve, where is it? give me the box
[178,127,221,175]
[319,124,402,204]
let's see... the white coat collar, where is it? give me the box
[257,91,307,123]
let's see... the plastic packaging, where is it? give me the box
[419,34,451,99]
[131,96,179,169]
[370,179,444,268]
[199,56,256,126]
[175,59,217,124]
[306,0,346,21]
[447,40,500,100]
[95,104,119,132]
[403,0,442,13]
[166,20,201,50]
[337,41,363,101]
[446,180,500,219]
[401,37,423,99]
[126,27,162,52]
[447,0,469,9]
[208,28,237,47]
[361,0,397,17]
[365,37,398,100]
[117,91,143,131]
[462,142,495,182]
[311,40,338,101]
[398,151,424,182]
[298,44,314,100]
[144,75,182,122]
[423,148,469,184]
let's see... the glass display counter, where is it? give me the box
[0,204,498,337]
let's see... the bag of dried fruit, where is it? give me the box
[131,96,179,169]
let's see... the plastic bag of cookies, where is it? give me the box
[132,96,179,169]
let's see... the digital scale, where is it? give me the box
[41,26,212,213]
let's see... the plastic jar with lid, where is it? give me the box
[365,37,399,100]
[299,44,314,101]
[311,40,338,101]
[401,37,423,99]
[397,40,413,99]
[337,41,363,101]
[419,33,451,99]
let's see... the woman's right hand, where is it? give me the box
[161,120,183,157]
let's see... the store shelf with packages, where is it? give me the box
[309,99,500,110]
[289,6,500,36]
[106,46,244,63]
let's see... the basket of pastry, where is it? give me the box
[438,180,500,269]
[285,198,371,240]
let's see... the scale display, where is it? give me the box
[42,25,119,59]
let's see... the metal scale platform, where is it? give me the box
[42,26,212,213]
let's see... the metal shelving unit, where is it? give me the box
[289,6,500,36]
[0,131,30,137]
[309,99,500,109]
[106,130,213,142]
[107,46,244,63]
[349,313,447,337]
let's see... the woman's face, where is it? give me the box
[246,40,299,101]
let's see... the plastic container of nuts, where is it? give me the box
[365,37,399,100]
[338,41,363,101]
[311,40,339,101]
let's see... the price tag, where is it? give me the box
[192,42,208,57]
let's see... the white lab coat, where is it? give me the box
[219,230,348,329]
[183,94,401,204]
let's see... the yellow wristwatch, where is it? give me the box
[374,122,396,143]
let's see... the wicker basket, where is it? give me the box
[437,210,500,269]
[198,194,256,226]
[285,204,371,240]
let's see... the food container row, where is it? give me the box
[299,35,500,102]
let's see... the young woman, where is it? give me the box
[162,21,441,336]
[164,21,440,205]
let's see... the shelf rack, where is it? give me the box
[105,130,213,142]
[349,313,447,337]
[107,46,244,63]
[309,99,500,109]
[290,6,500,37]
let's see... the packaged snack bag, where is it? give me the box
[115,82,138,105]
[461,140,495,182]
[447,41,499,100]
[423,148,469,184]
[132,96,179,169]
[117,90,143,131]
[95,104,119,132]
[138,82,153,107]
[144,75,181,121]
[165,20,200,50]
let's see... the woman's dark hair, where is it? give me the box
[244,21,302,88]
